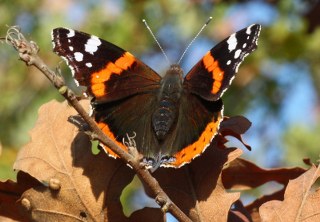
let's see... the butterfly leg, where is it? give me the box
[122,132,148,167]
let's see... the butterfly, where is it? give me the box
[52,24,261,169]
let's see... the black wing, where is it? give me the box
[184,24,261,101]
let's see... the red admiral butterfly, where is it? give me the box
[52,24,261,169]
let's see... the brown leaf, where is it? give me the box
[222,158,306,190]
[228,200,252,222]
[128,207,165,222]
[221,116,252,135]
[0,172,41,221]
[220,116,252,150]
[0,172,40,204]
[150,142,243,222]
[259,165,320,222]
[0,216,21,222]
[13,100,134,221]
[245,188,285,222]
[303,158,313,166]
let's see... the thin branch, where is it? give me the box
[3,26,192,222]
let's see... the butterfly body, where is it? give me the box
[52,24,261,169]
[152,64,183,141]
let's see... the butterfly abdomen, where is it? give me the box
[152,65,184,141]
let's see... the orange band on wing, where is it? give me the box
[97,122,128,158]
[171,113,223,167]
[203,52,225,94]
[90,52,136,98]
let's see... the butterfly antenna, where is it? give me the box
[177,16,213,64]
[142,19,170,65]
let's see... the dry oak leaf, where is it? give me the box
[228,200,252,222]
[0,172,41,221]
[259,165,320,222]
[13,100,135,222]
[222,158,306,221]
[220,116,252,151]
[222,158,306,190]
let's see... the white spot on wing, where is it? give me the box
[74,79,80,86]
[69,46,74,51]
[51,30,56,48]
[242,43,247,48]
[67,29,75,38]
[254,25,261,46]
[85,35,101,54]
[51,30,55,41]
[86,62,92,67]
[227,60,231,65]
[235,52,249,73]
[74,52,83,61]
[246,24,253,35]
[234,49,242,59]
[227,33,237,52]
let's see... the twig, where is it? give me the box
[3,26,192,222]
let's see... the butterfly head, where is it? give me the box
[164,64,184,80]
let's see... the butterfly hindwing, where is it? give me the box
[183,24,261,101]
[160,94,223,167]
[93,93,159,159]
[52,28,161,103]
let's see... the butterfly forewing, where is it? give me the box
[183,24,261,101]
[52,28,161,103]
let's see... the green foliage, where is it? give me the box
[283,122,320,166]
[0,148,17,180]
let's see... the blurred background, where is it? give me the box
[0,0,319,217]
